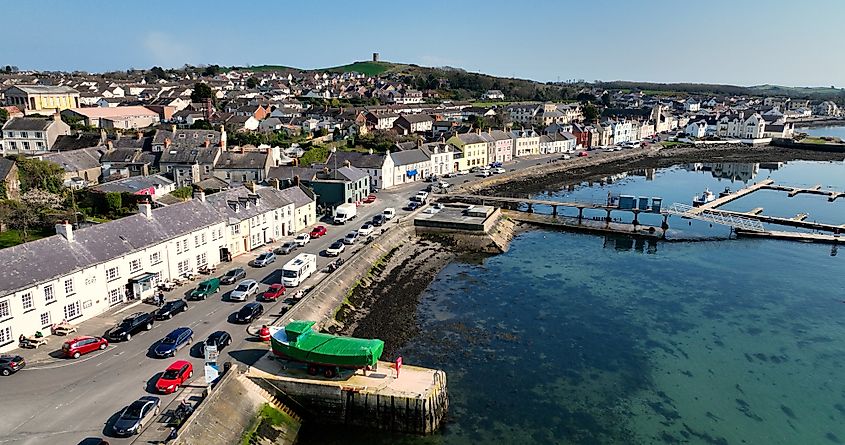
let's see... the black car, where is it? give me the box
[0,354,25,376]
[372,214,386,226]
[108,312,155,341]
[405,201,420,211]
[154,300,188,320]
[205,330,232,351]
[221,268,246,285]
[113,396,160,436]
[234,302,264,323]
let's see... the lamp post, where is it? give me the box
[331,147,337,179]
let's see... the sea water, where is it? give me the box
[300,160,845,444]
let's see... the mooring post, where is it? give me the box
[632,210,639,226]
[552,205,558,217]
[578,207,584,221]
[527,202,534,213]
[661,214,669,230]
[605,209,612,224]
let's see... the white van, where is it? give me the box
[383,207,396,220]
[281,253,317,287]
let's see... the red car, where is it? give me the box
[578,151,589,157]
[261,283,286,301]
[363,194,377,204]
[309,225,327,238]
[155,360,193,394]
[62,336,109,359]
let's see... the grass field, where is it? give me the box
[0,228,54,248]
[321,61,396,76]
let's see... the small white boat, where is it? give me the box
[692,189,716,207]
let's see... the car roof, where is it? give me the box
[0,354,23,360]
[66,335,96,342]
[244,302,261,309]
[238,279,257,286]
[167,327,192,337]
[226,267,244,273]
[208,330,228,338]
[166,360,191,370]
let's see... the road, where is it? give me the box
[0,147,641,445]
[0,184,420,445]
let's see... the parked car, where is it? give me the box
[358,223,374,237]
[469,166,480,173]
[423,207,440,214]
[309,226,327,238]
[155,360,193,394]
[372,214,386,226]
[443,172,458,178]
[438,181,451,190]
[235,302,264,323]
[416,191,430,201]
[152,327,193,358]
[275,241,298,255]
[363,194,377,204]
[251,252,276,267]
[154,300,188,320]
[326,240,345,257]
[343,231,358,245]
[383,208,396,220]
[113,396,160,437]
[108,312,155,342]
[63,336,108,359]
[490,162,503,168]
[578,151,589,157]
[294,233,311,247]
[205,331,232,351]
[230,279,259,302]
[561,154,572,160]
[261,283,286,301]
[0,354,25,376]
[432,202,444,210]
[221,268,246,285]
[492,167,506,174]
[477,170,493,177]
[405,201,420,211]
[188,278,220,300]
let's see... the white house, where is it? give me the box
[717,112,767,139]
[685,119,708,138]
[608,120,635,145]
[510,128,540,157]
[388,148,432,185]
[421,142,454,176]
[683,99,701,112]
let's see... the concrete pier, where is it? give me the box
[504,210,664,239]
[247,358,449,434]
[692,179,774,213]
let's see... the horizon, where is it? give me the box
[3,0,844,88]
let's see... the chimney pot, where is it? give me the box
[171,124,177,133]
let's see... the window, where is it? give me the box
[35,132,42,138]
[108,288,122,306]
[150,251,162,265]
[194,235,200,248]
[0,326,11,346]
[183,239,190,252]
[201,233,206,245]
[22,142,30,151]
[196,253,207,268]
[36,141,44,149]
[44,285,55,304]
[64,278,74,295]
[177,259,191,275]
[231,225,240,235]
[22,293,33,312]
[0,300,10,319]
[63,301,81,320]
[5,131,12,138]
[176,240,183,254]
[129,259,142,273]
[40,311,51,327]
[106,267,119,281]
[20,131,28,138]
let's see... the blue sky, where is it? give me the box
[4,0,843,87]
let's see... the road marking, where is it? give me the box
[24,349,111,370]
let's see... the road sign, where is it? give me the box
[204,363,219,385]
[204,344,218,363]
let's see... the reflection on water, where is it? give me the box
[681,162,760,182]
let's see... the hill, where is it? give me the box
[597,80,845,101]
[320,61,399,76]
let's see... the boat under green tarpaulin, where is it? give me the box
[270,320,384,369]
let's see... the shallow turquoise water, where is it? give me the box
[300,161,845,445]
[801,125,845,140]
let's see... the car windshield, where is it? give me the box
[162,369,180,380]
[239,307,253,315]
[162,302,176,310]
[197,284,210,291]
[119,318,135,327]
[283,242,295,248]
[331,242,343,249]
[124,401,147,418]
[235,284,250,292]
[282,270,298,278]
[258,254,270,260]
[162,336,177,344]
[225,270,239,277]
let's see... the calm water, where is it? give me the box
[800,125,845,140]
[301,161,845,445]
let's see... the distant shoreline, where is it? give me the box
[793,118,845,129]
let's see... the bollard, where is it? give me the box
[259,325,271,342]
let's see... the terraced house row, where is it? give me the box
[0,184,315,352]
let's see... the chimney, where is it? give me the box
[204,139,210,148]
[106,141,113,150]
[100,128,107,143]
[138,201,153,218]
[171,124,177,134]
[164,137,171,149]
[220,125,227,151]
[416,138,422,148]
[114,132,121,141]
[53,111,61,122]
[193,188,206,202]
[344,160,351,167]
[56,220,74,242]
[271,178,281,190]
[136,131,143,140]
[293,175,300,186]
[247,181,257,193]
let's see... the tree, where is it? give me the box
[601,92,612,107]
[170,186,193,200]
[150,66,167,80]
[191,82,213,103]
[190,120,213,130]
[246,77,258,89]
[104,192,122,215]
[0,108,8,125]
[14,156,66,194]
[582,103,599,123]
[577,92,597,104]
[202,65,220,77]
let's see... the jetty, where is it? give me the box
[689,179,774,213]
[504,210,664,239]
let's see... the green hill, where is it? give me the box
[320,61,400,76]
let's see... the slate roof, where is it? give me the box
[91,174,173,194]
[0,157,15,180]
[3,117,55,131]
[206,186,293,223]
[6,85,79,95]
[42,146,103,172]
[334,166,369,182]
[214,151,268,170]
[326,151,386,170]
[389,148,430,166]
[159,146,221,165]
[276,185,315,207]
[153,129,221,149]
[267,166,320,181]
[52,133,103,151]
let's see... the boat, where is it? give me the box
[692,189,716,207]
[718,187,731,198]
[269,320,384,375]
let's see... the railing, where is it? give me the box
[665,203,765,232]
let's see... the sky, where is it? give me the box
[3,0,844,87]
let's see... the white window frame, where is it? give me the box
[21,293,33,312]
[129,259,142,273]
[108,288,122,306]
[150,251,162,265]
[0,326,11,346]
[44,284,55,304]
[40,311,51,328]
[106,267,119,281]
[63,301,81,320]
[0,300,10,319]
[64,278,74,295]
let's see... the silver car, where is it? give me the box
[252,252,276,267]
[113,396,160,436]
[229,279,258,301]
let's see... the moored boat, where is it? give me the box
[269,320,384,374]
[692,189,716,207]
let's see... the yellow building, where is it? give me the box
[3,85,80,115]
[447,132,489,172]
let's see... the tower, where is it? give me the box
[373,52,380,62]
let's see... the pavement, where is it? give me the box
[0,146,652,445]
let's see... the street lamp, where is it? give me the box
[331,147,337,179]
